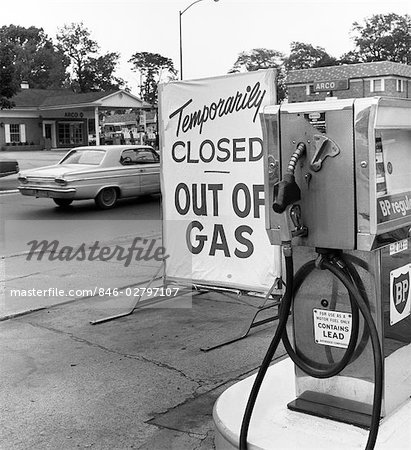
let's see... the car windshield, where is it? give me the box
[61,150,106,165]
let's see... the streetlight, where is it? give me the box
[179,0,219,80]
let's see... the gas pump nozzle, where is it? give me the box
[272,173,301,214]
[272,142,307,241]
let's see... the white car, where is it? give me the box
[18,145,160,209]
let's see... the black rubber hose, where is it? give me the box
[341,258,371,363]
[281,259,360,378]
[239,253,383,450]
[239,245,295,450]
[320,259,383,450]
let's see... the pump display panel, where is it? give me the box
[375,129,411,223]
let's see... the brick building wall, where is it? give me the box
[286,62,411,103]
[288,77,411,103]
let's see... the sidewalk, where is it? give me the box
[0,276,284,450]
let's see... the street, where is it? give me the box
[1,187,162,319]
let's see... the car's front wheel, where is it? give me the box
[95,187,118,209]
[53,198,73,207]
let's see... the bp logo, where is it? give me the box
[390,264,411,325]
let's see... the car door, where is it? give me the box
[135,148,160,194]
[119,149,141,197]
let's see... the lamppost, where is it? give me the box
[179,0,219,80]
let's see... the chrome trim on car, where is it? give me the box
[23,176,56,181]
[18,186,76,194]
[68,170,159,183]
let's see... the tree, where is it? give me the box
[284,42,338,71]
[229,48,286,102]
[57,22,123,92]
[81,52,125,92]
[0,42,18,108]
[338,50,362,65]
[229,48,284,72]
[129,52,177,105]
[56,22,97,92]
[348,13,411,64]
[0,25,68,89]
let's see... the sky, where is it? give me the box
[2,0,410,95]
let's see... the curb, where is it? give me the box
[0,306,47,322]
[0,190,19,195]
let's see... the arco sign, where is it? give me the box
[313,79,349,92]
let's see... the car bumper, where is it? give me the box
[18,186,77,199]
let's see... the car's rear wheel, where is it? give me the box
[53,198,73,207]
[95,187,118,209]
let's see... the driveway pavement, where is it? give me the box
[0,280,284,450]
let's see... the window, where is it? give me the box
[4,123,26,143]
[58,123,70,145]
[72,123,83,143]
[88,120,96,135]
[10,124,20,142]
[135,149,159,163]
[370,78,385,92]
[306,84,315,95]
[61,149,105,165]
[58,122,84,145]
[120,149,138,165]
[120,148,159,165]
[397,79,405,92]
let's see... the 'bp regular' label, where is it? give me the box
[377,191,411,223]
[313,309,352,349]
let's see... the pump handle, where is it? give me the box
[272,173,301,213]
[272,143,306,213]
[310,135,340,172]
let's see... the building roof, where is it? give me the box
[42,91,118,107]
[287,61,411,85]
[11,89,114,107]
[11,88,151,109]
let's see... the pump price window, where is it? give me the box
[313,309,352,349]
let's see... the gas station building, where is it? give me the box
[286,61,411,103]
[0,85,151,151]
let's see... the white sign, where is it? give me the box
[390,264,411,325]
[313,309,352,348]
[389,239,408,255]
[159,70,279,292]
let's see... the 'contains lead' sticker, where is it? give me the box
[390,264,411,325]
[313,309,352,348]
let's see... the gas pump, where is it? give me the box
[239,97,411,450]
